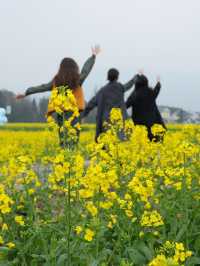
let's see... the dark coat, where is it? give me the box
[126,75,166,139]
[82,77,137,140]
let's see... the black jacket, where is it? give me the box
[126,76,166,129]
[82,76,137,140]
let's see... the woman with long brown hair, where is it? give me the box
[17,45,101,147]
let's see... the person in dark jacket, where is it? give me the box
[126,74,166,141]
[16,45,101,147]
[81,68,138,142]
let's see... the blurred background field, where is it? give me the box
[0,123,95,132]
[0,122,199,132]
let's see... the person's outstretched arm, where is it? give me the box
[80,45,101,85]
[16,81,53,99]
[123,74,139,92]
[81,95,98,119]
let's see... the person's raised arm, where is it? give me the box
[80,45,101,85]
[16,81,53,99]
[81,95,98,119]
[152,77,161,99]
[123,74,139,92]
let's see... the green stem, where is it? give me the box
[96,188,100,260]
[67,167,72,266]
[183,152,189,248]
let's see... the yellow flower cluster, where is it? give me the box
[110,108,123,129]
[0,235,15,249]
[48,86,79,116]
[0,184,13,214]
[47,86,81,147]
[86,201,98,217]
[128,168,154,206]
[84,228,95,241]
[174,242,192,263]
[148,254,178,266]
[141,210,164,227]
[0,109,199,264]
[15,215,25,226]
[149,241,192,266]
[74,226,95,242]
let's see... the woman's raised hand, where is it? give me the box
[156,76,161,83]
[138,69,144,75]
[16,94,26,100]
[92,45,101,56]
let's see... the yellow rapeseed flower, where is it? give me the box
[15,215,25,226]
[7,242,15,249]
[84,229,95,242]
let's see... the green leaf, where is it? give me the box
[186,257,200,266]
[175,223,188,241]
[57,254,68,266]
[137,243,153,261]
[90,259,99,266]
[126,248,146,264]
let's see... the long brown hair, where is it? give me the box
[53,58,80,90]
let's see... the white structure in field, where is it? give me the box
[161,107,180,123]
[0,108,8,124]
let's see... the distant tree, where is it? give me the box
[0,89,40,122]
[38,98,48,122]
[0,91,7,108]
[9,99,34,122]
[31,99,39,122]
[0,90,14,107]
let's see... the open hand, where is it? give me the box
[92,45,101,56]
[16,94,26,100]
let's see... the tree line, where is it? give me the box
[0,89,198,124]
[0,89,48,122]
[0,89,96,123]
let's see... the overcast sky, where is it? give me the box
[0,0,199,111]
